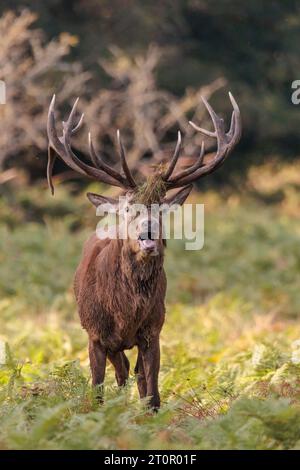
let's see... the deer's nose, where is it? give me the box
[139,219,159,239]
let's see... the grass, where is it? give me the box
[1,161,300,449]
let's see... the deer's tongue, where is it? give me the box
[139,239,156,250]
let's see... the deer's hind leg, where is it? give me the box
[108,351,130,387]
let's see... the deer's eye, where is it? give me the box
[125,207,130,213]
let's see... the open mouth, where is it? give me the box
[138,232,157,251]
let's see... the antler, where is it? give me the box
[162,92,241,189]
[47,93,240,196]
[47,95,137,194]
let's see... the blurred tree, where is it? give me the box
[76,45,226,175]
[0,9,90,175]
[0,9,226,186]
[0,1,300,182]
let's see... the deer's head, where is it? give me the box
[47,93,241,257]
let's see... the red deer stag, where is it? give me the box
[47,93,241,409]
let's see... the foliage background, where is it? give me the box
[1,0,300,450]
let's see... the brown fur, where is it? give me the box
[74,232,167,409]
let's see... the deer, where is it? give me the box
[47,92,241,410]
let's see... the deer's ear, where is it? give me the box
[86,192,118,208]
[163,184,193,207]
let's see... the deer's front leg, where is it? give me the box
[140,337,161,411]
[108,351,130,387]
[89,339,106,402]
[134,349,147,398]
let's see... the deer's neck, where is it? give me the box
[118,241,164,297]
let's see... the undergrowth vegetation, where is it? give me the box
[1,162,300,449]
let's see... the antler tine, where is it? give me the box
[47,96,129,194]
[162,131,182,181]
[71,113,84,134]
[64,96,79,126]
[47,146,57,196]
[117,130,137,188]
[196,95,226,139]
[62,98,85,137]
[166,92,241,189]
[226,107,235,140]
[88,133,128,186]
[62,99,132,188]
[63,98,88,137]
[189,122,215,137]
[47,95,88,194]
[168,141,205,183]
[61,121,125,188]
[48,94,71,160]
[228,91,242,145]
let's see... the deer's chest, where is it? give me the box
[79,279,158,350]
[104,294,155,351]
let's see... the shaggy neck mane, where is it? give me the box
[114,240,164,297]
